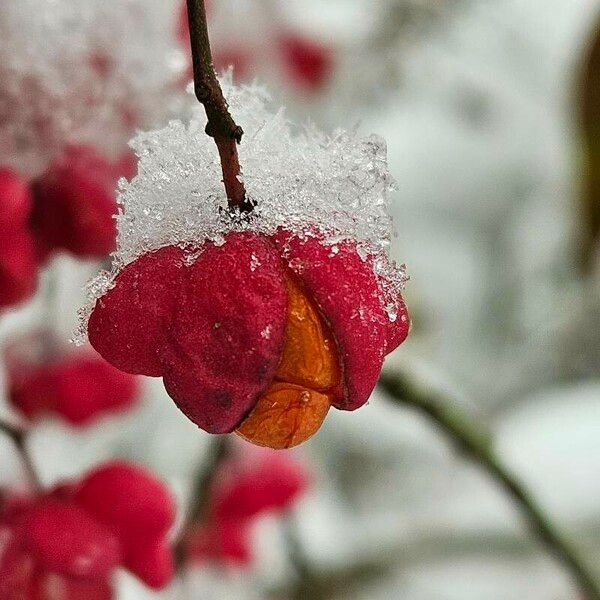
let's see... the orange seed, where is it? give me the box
[275,275,340,391]
[236,382,331,449]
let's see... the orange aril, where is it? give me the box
[236,382,330,449]
[275,275,340,390]
[236,275,341,448]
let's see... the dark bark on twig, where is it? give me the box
[174,435,231,568]
[185,0,249,210]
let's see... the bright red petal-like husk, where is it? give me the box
[90,233,287,434]
[274,232,407,410]
[23,500,121,581]
[0,229,38,309]
[160,233,288,433]
[75,461,175,541]
[88,246,185,376]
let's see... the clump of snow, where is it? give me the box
[77,74,408,343]
[0,0,186,176]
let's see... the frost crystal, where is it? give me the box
[77,75,408,342]
[0,0,185,176]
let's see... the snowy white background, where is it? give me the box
[2,0,600,598]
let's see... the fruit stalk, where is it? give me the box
[186,0,249,210]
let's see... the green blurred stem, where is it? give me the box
[0,420,42,492]
[379,371,600,600]
[283,513,327,600]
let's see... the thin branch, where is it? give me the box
[174,435,231,568]
[282,512,328,600]
[379,370,600,600]
[185,0,249,210]
[0,420,42,492]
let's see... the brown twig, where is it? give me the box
[174,435,231,568]
[380,370,600,600]
[186,0,249,210]
[0,420,42,492]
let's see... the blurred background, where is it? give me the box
[1,0,600,598]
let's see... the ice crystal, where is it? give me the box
[0,0,186,176]
[76,75,408,343]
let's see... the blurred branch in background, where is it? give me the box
[175,435,231,567]
[578,14,600,275]
[0,419,41,491]
[380,369,600,600]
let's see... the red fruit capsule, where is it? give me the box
[278,33,333,93]
[0,460,175,595]
[30,145,134,260]
[23,500,121,580]
[0,169,38,309]
[5,335,140,426]
[88,231,409,448]
[75,461,176,588]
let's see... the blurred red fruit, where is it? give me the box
[188,519,252,566]
[278,33,333,92]
[0,461,175,596]
[30,145,136,260]
[75,461,176,589]
[6,333,140,426]
[0,169,38,309]
[187,448,308,567]
[213,451,309,521]
[0,169,32,225]
[213,47,252,81]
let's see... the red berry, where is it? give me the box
[0,229,38,309]
[75,461,175,589]
[213,451,309,521]
[30,145,128,259]
[23,500,121,580]
[75,461,175,540]
[53,355,140,425]
[6,336,140,426]
[0,460,175,594]
[186,449,308,567]
[88,231,409,446]
[278,33,333,93]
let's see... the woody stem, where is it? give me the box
[185,0,249,210]
[0,420,42,492]
[380,370,600,600]
[174,435,231,568]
